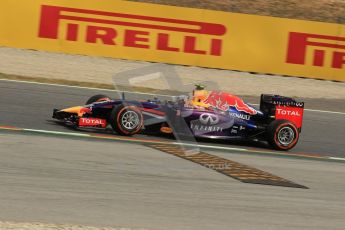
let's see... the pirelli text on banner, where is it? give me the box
[286,32,345,69]
[38,5,227,56]
[1,0,344,81]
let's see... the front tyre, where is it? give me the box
[109,104,143,136]
[267,119,299,151]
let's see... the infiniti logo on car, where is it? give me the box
[199,113,219,125]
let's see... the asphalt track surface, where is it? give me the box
[1,133,345,230]
[1,79,345,230]
[0,79,344,157]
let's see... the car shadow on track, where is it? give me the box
[47,119,272,151]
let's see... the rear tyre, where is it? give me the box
[109,104,143,136]
[267,119,299,151]
[86,94,110,104]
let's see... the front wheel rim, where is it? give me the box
[277,126,295,146]
[121,111,140,130]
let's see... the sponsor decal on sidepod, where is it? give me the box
[79,118,107,128]
[191,113,223,133]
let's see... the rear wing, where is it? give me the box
[260,94,304,131]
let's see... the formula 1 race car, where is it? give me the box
[52,86,304,150]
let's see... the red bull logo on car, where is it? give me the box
[204,91,257,115]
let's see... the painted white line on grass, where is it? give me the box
[1,78,344,115]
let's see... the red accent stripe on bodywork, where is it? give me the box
[141,108,166,116]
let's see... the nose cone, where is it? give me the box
[61,106,84,116]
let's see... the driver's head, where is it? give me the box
[192,84,208,103]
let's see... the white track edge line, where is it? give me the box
[22,127,248,152]
[20,127,290,154]
[172,141,247,151]
[6,127,345,162]
[251,103,345,115]
[303,109,345,115]
[1,78,344,115]
[23,128,90,137]
[329,157,345,161]
[0,78,171,97]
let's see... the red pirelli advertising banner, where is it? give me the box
[1,0,345,81]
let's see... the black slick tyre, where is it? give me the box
[109,104,143,136]
[267,119,299,151]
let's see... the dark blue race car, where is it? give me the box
[53,86,304,150]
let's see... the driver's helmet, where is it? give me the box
[191,84,210,108]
